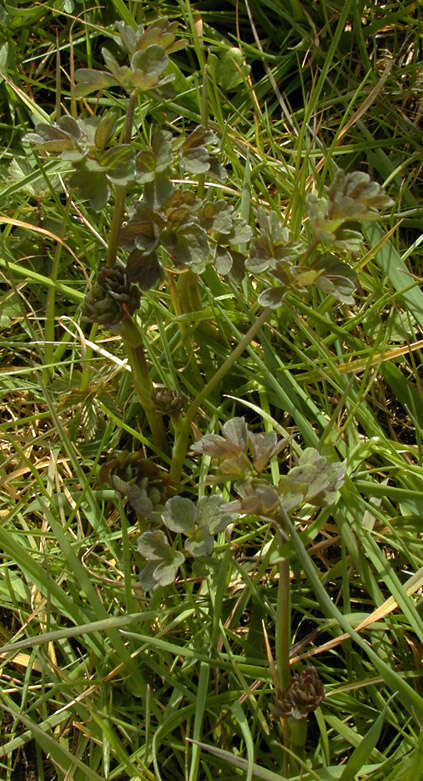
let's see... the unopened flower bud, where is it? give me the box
[84,265,140,328]
[275,667,324,720]
[152,386,185,416]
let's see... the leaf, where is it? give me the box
[152,554,184,586]
[180,127,220,174]
[247,209,294,272]
[94,110,117,150]
[257,286,285,309]
[58,115,81,139]
[144,174,173,211]
[131,44,169,79]
[162,496,196,534]
[191,433,238,458]
[69,167,109,210]
[74,68,119,97]
[163,224,210,272]
[214,47,250,91]
[249,431,283,474]
[119,203,162,253]
[100,144,135,184]
[306,192,328,225]
[221,417,248,451]
[196,495,233,534]
[152,128,173,171]
[130,69,159,90]
[135,18,187,55]
[200,200,234,234]
[114,22,137,55]
[192,418,252,479]
[136,130,173,200]
[138,561,159,591]
[181,145,209,174]
[24,123,75,153]
[110,475,153,515]
[283,448,346,509]
[101,47,123,79]
[228,217,253,245]
[328,170,393,220]
[313,254,357,305]
[138,529,185,589]
[138,529,171,560]
[184,526,214,558]
[126,249,163,289]
[135,149,156,183]
[226,482,281,517]
[215,248,233,275]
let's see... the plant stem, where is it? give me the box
[276,553,291,693]
[275,546,293,778]
[101,92,168,450]
[170,306,271,484]
[120,313,168,453]
[288,717,307,774]
[106,91,137,268]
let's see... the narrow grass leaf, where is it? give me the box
[339,701,389,780]
[230,702,255,781]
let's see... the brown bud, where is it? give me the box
[152,386,185,417]
[275,666,324,720]
[83,265,140,328]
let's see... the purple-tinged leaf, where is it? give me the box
[126,249,163,289]
[74,68,119,97]
[221,417,248,451]
[131,44,169,79]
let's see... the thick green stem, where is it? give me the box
[106,92,137,268]
[276,548,292,778]
[288,717,307,774]
[276,553,291,693]
[120,313,168,453]
[170,306,271,484]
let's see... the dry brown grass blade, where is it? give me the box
[291,567,423,665]
[0,216,78,262]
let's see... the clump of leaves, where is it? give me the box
[119,129,252,285]
[191,416,287,480]
[137,530,184,590]
[244,171,392,310]
[137,494,233,589]
[178,126,227,180]
[277,448,346,512]
[192,417,346,519]
[24,113,135,209]
[100,452,173,517]
[307,170,393,249]
[75,18,186,98]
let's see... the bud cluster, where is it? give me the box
[274,666,325,720]
[152,386,185,417]
[83,265,140,328]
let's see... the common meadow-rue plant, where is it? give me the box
[21,11,397,777]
